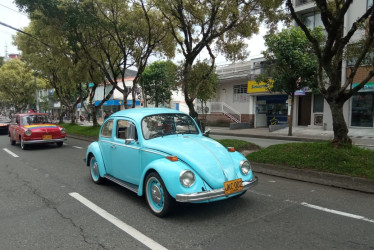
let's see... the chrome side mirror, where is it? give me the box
[203,128,211,137]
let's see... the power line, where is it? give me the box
[0,21,51,48]
[0,3,28,17]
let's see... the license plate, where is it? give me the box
[42,135,52,140]
[224,178,243,195]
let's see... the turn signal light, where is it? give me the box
[227,147,236,152]
[166,156,178,162]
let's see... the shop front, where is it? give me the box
[256,95,288,126]
[351,82,374,128]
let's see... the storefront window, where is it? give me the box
[351,92,373,127]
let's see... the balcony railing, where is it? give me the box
[208,102,241,123]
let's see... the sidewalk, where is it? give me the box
[208,126,374,148]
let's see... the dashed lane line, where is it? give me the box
[301,202,374,224]
[72,146,83,149]
[3,148,19,158]
[69,192,168,250]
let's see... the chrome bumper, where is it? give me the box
[23,138,67,144]
[176,177,258,203]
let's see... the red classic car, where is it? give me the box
[8,113,67,150]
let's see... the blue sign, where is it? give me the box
[94,100,141,106]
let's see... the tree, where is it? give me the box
[286,0,374,146]
[262,26,321,136]
[0,59,37,112]
[141,61,178,107]
[154,0,285,118]
[189,61,218,131]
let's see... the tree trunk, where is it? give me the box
[328,100,352,147]
[182,62,198,118]
[288,94,294,136]
[92,107,99,126]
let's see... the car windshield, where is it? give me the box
[142,113,199,139]
[21,115,51,125]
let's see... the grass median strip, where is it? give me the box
[247,142,374,181]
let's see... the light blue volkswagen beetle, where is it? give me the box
[85,108,258,216]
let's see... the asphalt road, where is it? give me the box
[1,135,373,249]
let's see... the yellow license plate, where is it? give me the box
[42,135,52,140]
[224,178,243,195]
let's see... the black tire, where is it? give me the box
[90,156,103,184]
[9,134,15,145]
[20,138,27,150]
[144,172,173,217]
[56,141,63,147]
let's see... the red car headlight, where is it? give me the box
[25,129,32,136]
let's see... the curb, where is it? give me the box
[210,131,329,142]
[252,162,374,194]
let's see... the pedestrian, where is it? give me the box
[104,112,109,120]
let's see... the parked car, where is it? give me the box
[8,113,67,150]
[84,108,258,217]
[0,116,11,134]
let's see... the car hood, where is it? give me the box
[143,135,240,189]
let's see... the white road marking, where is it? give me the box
[301,202,374,223]
[72,146,83,149]
[69,192,168,250]
[248,190,272,197]
[3,148,19,158]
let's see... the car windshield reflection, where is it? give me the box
[21,115,51,125]
[142,113,199,139]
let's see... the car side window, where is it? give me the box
[100,120,114,138]
[116,120,137,140]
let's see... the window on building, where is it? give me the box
[301,11,323,29]
[368,0,373,9]
[233,84,249,102]
[351,92,373,127]
[313,94,324,113]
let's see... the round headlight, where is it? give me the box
[240,160,251,175]
[179,170,195,188]
[60,128,66,134]
[25,129,32,136]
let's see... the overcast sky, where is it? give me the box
[0,0,266,64]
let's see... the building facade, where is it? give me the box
[200,0,374,131]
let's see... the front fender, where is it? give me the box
[138,158,207,198]
[85,141,106,177]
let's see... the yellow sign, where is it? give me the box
[247,80,272,93]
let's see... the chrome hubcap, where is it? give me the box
[151,185,161,204]
[92,162,99,177]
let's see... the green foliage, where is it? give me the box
[154,0,285,117]
[188,61,218,102]
[0,59,36,112]
[262,26,322,95]
[141,61,178,107]
[248,142,374,180]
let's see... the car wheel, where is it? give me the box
[56,141,63,147]
[145,172,173,217]
[90,156,103,184]
[20,138,27,150]
[9,134,15,145]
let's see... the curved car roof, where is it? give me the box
[111,108,186,121]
